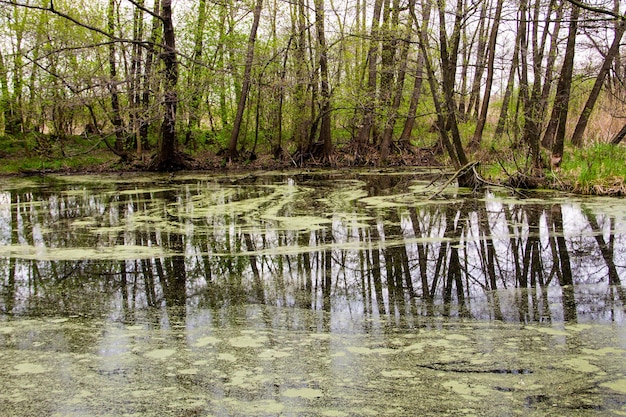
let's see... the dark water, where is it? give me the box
[0,169,625,416]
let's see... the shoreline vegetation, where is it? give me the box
[1,132,624,196]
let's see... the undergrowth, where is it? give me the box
[555,143,626,195]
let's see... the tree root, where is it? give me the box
[147,151,193,171]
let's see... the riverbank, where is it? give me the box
[1,134,624,196]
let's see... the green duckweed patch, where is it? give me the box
[0,308,625,416]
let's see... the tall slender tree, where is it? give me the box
[228,0,264,160]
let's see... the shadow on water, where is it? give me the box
[0,169,625,416]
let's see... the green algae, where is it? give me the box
[0,244,170,261]
[12,363,48,374]
[282,387,323,399]
[1,309,623,416]
[1,169,626,416]
[601,379,626,394]
[193,335,220,347]
[144,349,177,360]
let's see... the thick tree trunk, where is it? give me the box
[437,0,469,168]
[377,0,400,146]
[149,0,187,170]
[130,0,145,156]
[379,0,415,161]
[291,0,310,154]
[141,0,161,146]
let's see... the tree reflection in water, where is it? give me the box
[0,171,624,325]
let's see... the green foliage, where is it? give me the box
[0,134,114,174]
[558,143,626,193]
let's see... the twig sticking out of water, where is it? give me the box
[428,161,528,199]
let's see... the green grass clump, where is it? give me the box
[559,143,626,194]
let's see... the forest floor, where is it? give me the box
[2,136,625,196]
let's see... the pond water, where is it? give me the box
[0,168,625,416]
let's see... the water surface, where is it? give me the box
[0,169,625,416]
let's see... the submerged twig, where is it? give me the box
[427,161,478,199]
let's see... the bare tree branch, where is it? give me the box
[565,0,623,20]
[123,0,163,20]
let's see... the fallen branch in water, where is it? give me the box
[428,161,478,199]
[428,161,528,199]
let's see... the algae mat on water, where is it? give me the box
[0,306,625,416]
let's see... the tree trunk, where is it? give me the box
[548,5,579,168]
[536,0,564,148]
[437,0,469,168]
[414,7,469,180]
[465,0,489,121]
[149,0,186,170]
[0,49,10,135]
[185,0,208,149]
[379,0,416,161]
[518,0,542,169]
[291,0,310,154]
[313,0,333,160]
[571,20,626,147]
[107,0,127,159]
[470,0,504,147]
[399,0,432,143]
[494,17,521,140]
[130,0,145,156]
[356,0,384,145]
[377,0,400,144]
[610,122,626,144]
[141,0,161,146]
[228,0,264,160]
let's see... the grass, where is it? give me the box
[0,134,117,175]
[555,143,626,194]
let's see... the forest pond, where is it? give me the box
[0,168,625,416]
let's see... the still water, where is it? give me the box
[0,169,625,416]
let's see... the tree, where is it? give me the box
[545,4,579,168]
[571,20,626,147]
[470,0,504,147]
[107,0,128,158]
[149,0,188,170]
[313,0,333,160]
[379,0,416,161]
[355,0,384,146]
[228,0,264,160]
[184,0,208,149]
[399,0,431,143]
